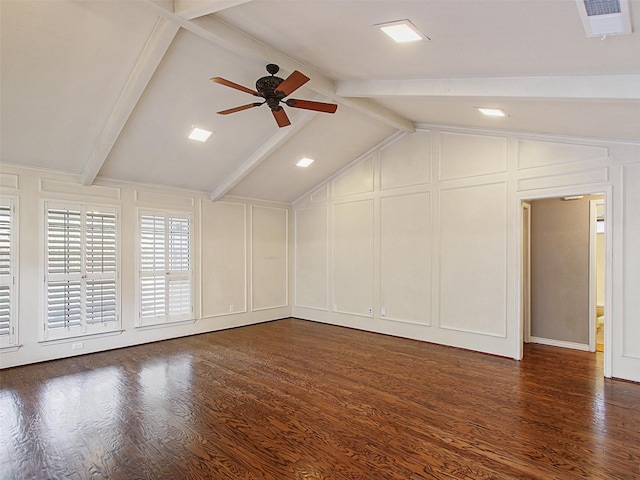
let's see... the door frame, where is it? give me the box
[521,201,531,345]
[518,187,612,377]
[589,198,605,352]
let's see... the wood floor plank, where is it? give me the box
[1,318,639,479]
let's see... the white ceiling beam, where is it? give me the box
[138,2,415,132]
[210,106,319,201]
[80,18,179,185]
[174,0,253,20]
[336,75,640,100]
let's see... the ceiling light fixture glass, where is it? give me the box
[476,107,508,117]
[375,20,428,43]
[296,157,314,168]
[188,126,213,142]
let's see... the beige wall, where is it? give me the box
[530,195,602,345]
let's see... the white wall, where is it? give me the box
[0,166,290,368]
[3,125,640,384]
[292,127,640,383]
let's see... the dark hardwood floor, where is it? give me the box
[1,318,639,479]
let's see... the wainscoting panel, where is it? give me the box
[518,139,609,170]
[517,167,608,191]
[332,199,374,316]
[439,132,508,181]
[0,173,19,189]
[332,155,374,197]
[310,184,329,203]
[135,189,193,208]
[42,178,121,200]
[201,201,246,317]
[439,182,508,337]
[295,206,328,310]
[623,164,640,359]
[380,131,431,190]
[380,192,432,324]
[251,206,288,311]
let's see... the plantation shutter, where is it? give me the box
[46,207,83,330]
[139,211,192,325]
[0,201,13,338]
[168,217,191,319]
[44,203,119,339]
[86,211,117,324]
[140,214,166,321]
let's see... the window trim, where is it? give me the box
[136,208,194,328]
[42,200,121,342]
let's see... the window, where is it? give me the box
[0,196,17,348]
[44,202,119,340]
[138,210,192,327]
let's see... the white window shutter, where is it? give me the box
[46,207,83,331]
[47,208,82,275]
[44,203,119,339]
[138,211,192,325]
[85,211,117,325]
[140,276,166,319]
[86,211,116,273]
[0,202,12,338]
[46,280,82,329]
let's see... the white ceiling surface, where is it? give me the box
[2,1,639,204]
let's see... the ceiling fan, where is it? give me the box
[211,64,338,128]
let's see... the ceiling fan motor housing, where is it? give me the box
[256,75,286,110]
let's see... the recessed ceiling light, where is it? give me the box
[296,157,314,168]
[188,126,212,142]
[476,107,508,117]
[375,20,428,43]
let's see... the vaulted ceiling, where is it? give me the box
[2,0,639,203]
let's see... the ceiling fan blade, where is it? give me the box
[285,98,338,114]
[211,77,260,96]
[275,70,310,97]
[272,107,291,128]
[217,103,262,115]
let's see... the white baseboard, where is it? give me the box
[529,336,590,351]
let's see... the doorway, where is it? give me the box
[521,194,605,354]
[590,199,605,352]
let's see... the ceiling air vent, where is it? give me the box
[576,0,633,37]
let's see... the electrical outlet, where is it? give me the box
[368,307,373,315]
[333,303,338,311]
[229,304,234,313]
[381,307,386,316]
[71,342,84,350]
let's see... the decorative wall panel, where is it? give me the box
[517,167,608,191]
[623,164,640,358]
[332,200,374,316]
[332,156,374,197]
[440,132,507,180]
[135,189,193,207]
[251,206,288,311]
[41,179,121,200]
[201,201,246,317]
[439,182,507,336]
[0,173,19,189]
[518,139,609,170]
[295,206,328,310]
[380,193,431,324]
[380,131,431,190]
